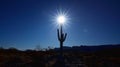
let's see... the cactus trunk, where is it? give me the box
[60,41,63,55]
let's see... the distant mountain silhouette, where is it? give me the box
[54,44,120,52]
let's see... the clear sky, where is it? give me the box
[0,0,120,49]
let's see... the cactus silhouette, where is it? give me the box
[57,25,67,55]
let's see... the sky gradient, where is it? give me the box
[0,0,120,49]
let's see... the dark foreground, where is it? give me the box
[0,45,120,67]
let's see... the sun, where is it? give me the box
[57,15,66,25]
[51,8,70,28]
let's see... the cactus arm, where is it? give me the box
[63,33,67,41]
[65,33,67,39]
[57,29,61,41]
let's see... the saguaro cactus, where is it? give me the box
[57,25,67,55]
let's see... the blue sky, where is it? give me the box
[0,0,120,49]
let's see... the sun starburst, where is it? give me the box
[51,9,70,28]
